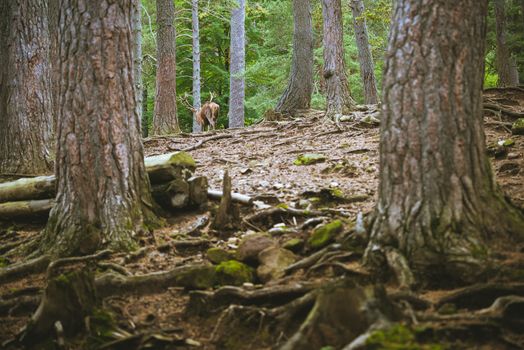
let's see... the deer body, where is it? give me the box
[196,101,219,131]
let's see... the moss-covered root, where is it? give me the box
[19,268,97,345]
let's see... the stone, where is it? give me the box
[172,265,217,289]
[308,220,344,249]
[206,247,233,264]
[293,153,327,166]
[257,246,298,283]
[215,260,254,286]
[511,118,524,135]
[236,233,276,263]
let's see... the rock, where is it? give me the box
[507,152,520,160]
[236,233,276,263]
[308,220,344,249]
[294,153,327,166]
[215,260,254,286]
[207,247,233,264]
[282,238,304,252]
[173,265,217,289]
[257,246,298,283]
[486,143,507,158]
[511,118,524,135]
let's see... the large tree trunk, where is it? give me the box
[350,0,379,105]
[322,0,356,119]
[132,0,143,135]
[153,0,180,135]
[0,0,53,175]
[192,0,202,133]
[275,0,314,115]
[41,0,160,258]
[365,0,524,286]
[494,0,519,87]
[49,0,59,136]
[228,0,246,128]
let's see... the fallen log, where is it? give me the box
[207,189,253,205]
[0,152,196,204]
[0,199,54,220]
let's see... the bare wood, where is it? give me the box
[212,170,238,230]
[207,189,253,205]
[0,199,54,219]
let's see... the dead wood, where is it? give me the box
[0,199,54,220]
[207,188,253,205]
[284,244,341,274]
[46,249,112,278]
[435,282,524,310]
[178,134,233,152]
[212,170,239,230]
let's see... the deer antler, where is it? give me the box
[209,92,214,103]
[180,93,197,113]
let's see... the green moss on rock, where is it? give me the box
[294,153,327,165]
[512,118,524,135]
[308,220,343,249]
[207,247,233,264]
[216,260,254,286]
[366,324,445,350]
[174,265,217,289]
[282,238,304,252]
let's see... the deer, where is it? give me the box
[182,93,220,132]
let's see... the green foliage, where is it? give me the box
[366,324,445,350]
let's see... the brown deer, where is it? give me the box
[183,93,220,131]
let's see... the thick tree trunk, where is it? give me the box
[0,0,53,175]
[41,0,159,258]
[365,0,524,285]
[350,0,379,105]
[494,0,519,87]
[153,0,180,135]
[132,0,143,133]
[228,0,246,128]
[192,0,202,133]
[275,0,314,115]
[49,0,59,135]
[322,0,356,119]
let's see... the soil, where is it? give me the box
[1,90,523,349]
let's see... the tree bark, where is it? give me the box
[494,0,519,87]
[132,0,143,134]
[153,0,180,134]
[142,85,149,137]
[322,0,356,119]
[275,0,314,115]
[192,0,202,133]
[350,0,379,105]
[41,0,159,258]
[0,0,53,175]
[49,0,59,136]
[365,0,524,285]
[228,0,246,128]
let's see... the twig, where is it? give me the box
[178,134,233,152]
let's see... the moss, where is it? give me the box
[502,139,515,147]
[329,188,345,199]
[437,303,457,315]
[207,247,233,264]
[470,244,489,260]
[308,220,343,249]
[366,324,445,350]
[293,153,327,165]
[511,118,524,135]
[85,308,118,349]
[282,238,304,252]
[169,151,197,168]
[0,256,9,267]
[175,265,217,289]
[215,260,254,286]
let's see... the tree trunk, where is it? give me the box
[153,0,180,135]
[192,0,202,133]
[275,0,314,115]
[365,0,524,286]
[142,85,149,138]
[49,0,59,136]
[350,0,379,105]
[41,0,160,258]
[0,0,53,175]
[228,0,246,128]
[132,0,143,134]
[494,0,519,87]
[322,0,356,119]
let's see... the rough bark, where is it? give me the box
[142,85,149,137]
[350,0,379,105]
[0,0,53,175]
[192,0,202,133]
[494,0,519,87]
[365,0,524,285]
[228,0,246,128]
[322,0,356,119]
[132,0,143,133]
[153,0,180,134]
[41,0,159,258]
[275,0,314,115]
[49,0,59,135]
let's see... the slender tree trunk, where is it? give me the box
[322,0,356,119]
[0,0,53,175]
[228,0,246,128]
[41,0,159,258]
[153,0,180,135]
[132,0,143,134]
[350,0,379,104]
[494,0,519,87]
[143,85,149,138]
[365,0,524,286]
[275,0,314,115]
[192,0,202,133]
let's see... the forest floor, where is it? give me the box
[1,89,524,349]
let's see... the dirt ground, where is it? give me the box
[1,89,523,349]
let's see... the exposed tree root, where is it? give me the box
[484,102,524,118]
[435,282,524,310]
[0,295,40,316]
[178,134,233,152]
[46,249,112,278]
[284,244,342,274]
[0,255,51,284]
